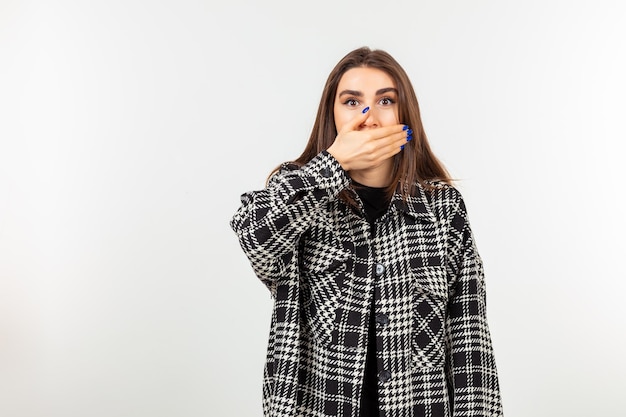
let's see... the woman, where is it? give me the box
[230,47,503,417]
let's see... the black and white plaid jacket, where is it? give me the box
[230,151,503,417]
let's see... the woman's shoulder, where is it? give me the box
[418,179,469,216]
[421,179,462,199]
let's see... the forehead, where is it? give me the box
[337,67,396,92]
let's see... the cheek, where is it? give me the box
[333,107,348,132]
[381,109,399,126]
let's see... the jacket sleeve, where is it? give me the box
[230,151,350,294]
[445,193,503,416]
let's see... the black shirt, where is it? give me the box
[354,182,391,417]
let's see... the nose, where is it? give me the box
[360,106,379,129]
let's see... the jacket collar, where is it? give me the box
[345,181,437,223]
[389,182,437,222]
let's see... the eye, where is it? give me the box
[343,98,359,107]
[379,97,396,106]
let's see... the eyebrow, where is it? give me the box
[338,87,399,97]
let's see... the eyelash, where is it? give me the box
[343,97,396,106]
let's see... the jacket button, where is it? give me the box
[378,370,392,383]
[320,167,331,178]
[375,313,389,326]
[375,263,385,276]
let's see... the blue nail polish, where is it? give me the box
[407,129,413,135]
[402,125,408,131]
[362,106,370,114]
[400,144,405,150]
[407,135,413,141]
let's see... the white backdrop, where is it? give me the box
[1,1,625,416]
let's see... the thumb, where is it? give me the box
[339,106,371,134]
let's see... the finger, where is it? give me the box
[370,124,410,141]
[379,130,412,157]
[339,106,373,134]
[378,140,406,161]
[357,129,409,162]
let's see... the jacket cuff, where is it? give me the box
[276,151,349,201]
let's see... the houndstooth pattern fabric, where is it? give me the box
[230,151,503,417]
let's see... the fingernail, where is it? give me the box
[407,135,413,142]
[402,125,409,131]
[400,144,405,150]
[407,129,413,135]
[362,107,370,114]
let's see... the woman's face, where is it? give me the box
[333,67,399,132]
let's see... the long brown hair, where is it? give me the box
[272,46,451,201]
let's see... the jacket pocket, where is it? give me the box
[410,265,449,369]
[299,240,350,346]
